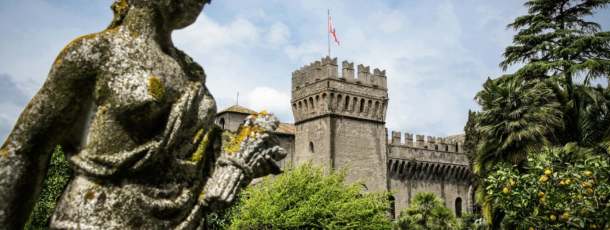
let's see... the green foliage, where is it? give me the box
[225,161,396,230]
[500,0,610,85]
[485,143,610,229]
[25,146,73,230]
[395,192,458,230]
[459,213,487,230]
[474,76,562,174]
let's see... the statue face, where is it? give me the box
[164,0,211,30]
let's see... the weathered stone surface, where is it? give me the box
[0,1,285,229]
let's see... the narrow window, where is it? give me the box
[389,196,396,219]
[367,100,372,115]
[455,197,462,218]
[345,96,350,110]
[337,94,343,111]
[374,101,380,118]
[309,97,315,114]
[353,97,357,111]
[219,118,225,129]
[360,99,365,113]
[309,142,314,153]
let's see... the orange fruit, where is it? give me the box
[538,192,545,198]
[539,198,546,203]
[540,176,548,183]
[560,180,565,185]
[586,171,592,176]
[503,188,509,194]
[550,214,556,221]
[545,170,552,175]
[588,188,594,195]
[562,212,569,219]
[565,179,571,185]
[510,179,515,186]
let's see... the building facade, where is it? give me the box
[217,56,472,218]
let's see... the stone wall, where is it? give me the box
[216,112,249,131]
[331,117,387,192]
[277,134,296,170]
[388,131,471,218]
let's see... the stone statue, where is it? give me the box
[0,0,286,229]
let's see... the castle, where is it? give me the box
[217,56,472,219]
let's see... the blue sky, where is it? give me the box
[1,0,609,141]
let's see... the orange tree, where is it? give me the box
[485,143,610,230]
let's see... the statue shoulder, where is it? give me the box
[53,27,118,71]
[173,48,206,82]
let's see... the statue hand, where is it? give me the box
[224,111,287,178]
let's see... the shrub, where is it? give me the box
[225,161,396,229]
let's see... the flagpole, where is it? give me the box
[328,9,330,57]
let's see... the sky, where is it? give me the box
[0,0,609,141]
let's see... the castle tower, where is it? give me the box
[290,56,389,191]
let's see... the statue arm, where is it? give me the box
[0,38,101,229]
[201,112,286,211]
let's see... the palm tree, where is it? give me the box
[474,76,562,174]
[395,192,457,230]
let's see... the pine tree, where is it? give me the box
[500,0,610,85]
[500,0,610,145]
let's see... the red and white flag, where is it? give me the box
[329,15,340,46]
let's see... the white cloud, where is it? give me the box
[245,87,291,114]
[266,22,290,46]
[245,87,293,123]
[173,13,260,54]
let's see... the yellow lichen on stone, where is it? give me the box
[56,59,62,65]
[194,129,204,142]
[1,151,8,157]
[223,125,265,154]
[191,137,209,162]
[115,0,128,11]
[85,191,95,200]
[94,183,100,187]
[148,76,166,102]
[130,31,138,37]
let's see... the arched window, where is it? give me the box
[360,99,365,113]
[337,94,343,111]
[455,197,462,218]
[219,118,225,129]
[309,97,315,114]
[352,97,358,111]
[309,142,314,153]
[389,195,396,219]
[344,96,350,110]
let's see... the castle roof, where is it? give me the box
[217,105,295,135]
[444,133,465,143]
[217,105,258,115]
[275,123,295,135]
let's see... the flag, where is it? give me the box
[329,15,340,46]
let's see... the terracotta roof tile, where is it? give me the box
[275,123,295,135]
[217,105,258,115]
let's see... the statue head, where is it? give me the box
[108,0,211,30]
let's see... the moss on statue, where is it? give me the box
[148,76,166,102]
[25,146,73,230]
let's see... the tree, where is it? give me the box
[484,143,610,229]
[225,161,396,230]
[500,0,610,144]
[395,192,458,230]
[474,76,562,174]
[24,146,73,230]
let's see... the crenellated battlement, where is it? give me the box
[291,56,388,90]
[390,131,464,153]
[290,56,389,124]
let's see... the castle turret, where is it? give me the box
[291,56,389,192]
